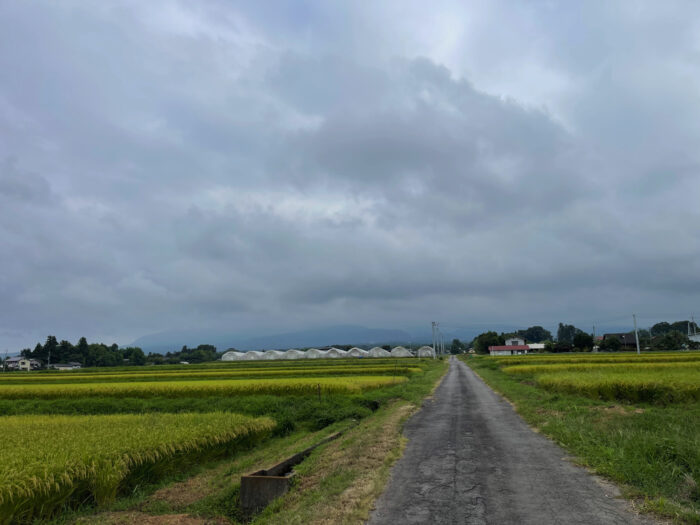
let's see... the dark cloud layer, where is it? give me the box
[1,1,699,350]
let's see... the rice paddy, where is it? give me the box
[0,355,444,522]
[495,351,700,404]
[0,412,275,524]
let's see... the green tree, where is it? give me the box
[450,339,465,354]
[652,330,688,351]
[599,336,622,352]
[572,332,594,351]
[556,324,582,345]
[517,326,553,343]
[472,332,504,354]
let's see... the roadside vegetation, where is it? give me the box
[461,352,700,524]
[0,356,447,523]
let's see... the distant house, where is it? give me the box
[602,333,637,348]
[5,357,41,371]
[504,337,526,346]
[488,345,530,356]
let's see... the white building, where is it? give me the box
[305,348,328,359]
[347,347,369,358]
[504,337,526,346]
[326,348,349,358]
[221,351,246,361]
[367,347,391,358]
[417,345,435,358]
[282,349,305,360]
[390,346,413,357]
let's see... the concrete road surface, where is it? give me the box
[368,356,658,525]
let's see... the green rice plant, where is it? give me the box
[0,376,408,400]
[502,361,700,376]
[493,351,700,367]
[535,369,700,404]
[0,412,274,523]
[0,366,422,384]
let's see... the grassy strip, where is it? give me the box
[0,412,275,524]
[461,355,700,524]
[0,376,407,400]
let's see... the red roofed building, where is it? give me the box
[488,345,530,356]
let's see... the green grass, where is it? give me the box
[462,354,700,524]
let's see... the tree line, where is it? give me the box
[461,320,699,355]
[9,336,225,368]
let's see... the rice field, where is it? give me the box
[494,351,700,404]
[0,365,422,383]
[0,375,407,399]
[0,412,274,523]
[0,356,443,521]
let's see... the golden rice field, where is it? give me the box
[493,352,700,366]
[0,412,275,524]
[0,375,407,399]
[0,356,440,522]
[495,351,700,403]
[0,365,422,383]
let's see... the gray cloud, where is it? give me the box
[1,1,699,351]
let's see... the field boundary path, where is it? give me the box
[368,356,659,525]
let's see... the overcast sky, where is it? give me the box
[1,1,699,350]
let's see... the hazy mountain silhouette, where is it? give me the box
[130,325,416,353]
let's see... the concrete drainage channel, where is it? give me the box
[240,431,342,516]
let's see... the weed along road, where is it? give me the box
[369,356,657,525]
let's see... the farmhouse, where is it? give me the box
[602,333,638,348]
[504,337,525,346]
[5,357,41,371]
[488,345,530,356]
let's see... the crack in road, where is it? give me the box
[368,356,659,524]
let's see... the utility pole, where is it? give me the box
[431,322,436,355]
[633,314,640,355]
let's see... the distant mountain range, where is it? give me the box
[129,323,636,354]
[130,325,423,353]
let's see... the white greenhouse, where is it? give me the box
[282,349,305,360]
[242,351,264,361]
[417,346,436,358]
[305,348,328,359]
[368,347,391,358]
[347,347,369,358]
[390,346,413,357]
[326,347,349,358]
[221,351,246,361]
[261,350,285,360]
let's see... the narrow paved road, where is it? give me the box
[369,356,657,525]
